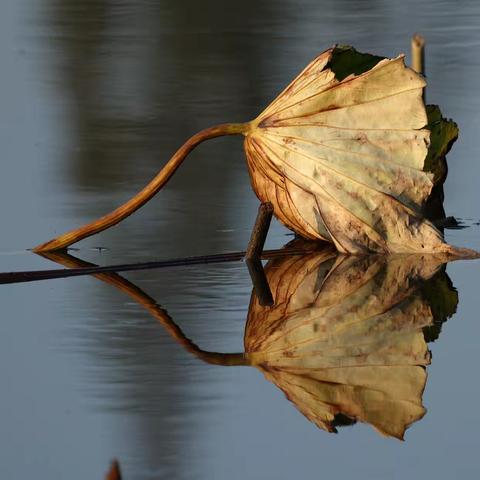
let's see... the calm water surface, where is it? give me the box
[1,0,480,478]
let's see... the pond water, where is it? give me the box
[1,0,480,478]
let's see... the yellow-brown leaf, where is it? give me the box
[244,46,452,254]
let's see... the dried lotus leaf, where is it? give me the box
[34,46,475,258]
[244,46,454,254]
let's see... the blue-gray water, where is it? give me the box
[1,0,480,478]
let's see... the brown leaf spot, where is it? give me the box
[356,133,368,145]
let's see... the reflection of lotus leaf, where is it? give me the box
[40,247,458,440]
[244,251,457,439]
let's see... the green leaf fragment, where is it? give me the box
[425,104,459,184]
[328,45,385,81]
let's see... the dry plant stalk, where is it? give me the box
[411,34,426,75]
[105,460,122,480]
[33,45,471,256]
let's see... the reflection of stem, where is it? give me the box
[39,251,248,366]
[33,123,248,252]
[246,258,273,307]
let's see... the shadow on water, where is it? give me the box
[42,240,458,444]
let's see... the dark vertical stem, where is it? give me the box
[246,202,273,260]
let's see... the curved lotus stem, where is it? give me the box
[39,251,248,366]
[31,45,478,256]
[33,123,248,252]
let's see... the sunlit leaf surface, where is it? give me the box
[34,46,472,256]
[244,46,458,254]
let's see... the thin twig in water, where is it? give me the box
[0,245,314,285]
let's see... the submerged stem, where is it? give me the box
[33,122,248,252]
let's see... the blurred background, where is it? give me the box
[1,0,480,478]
